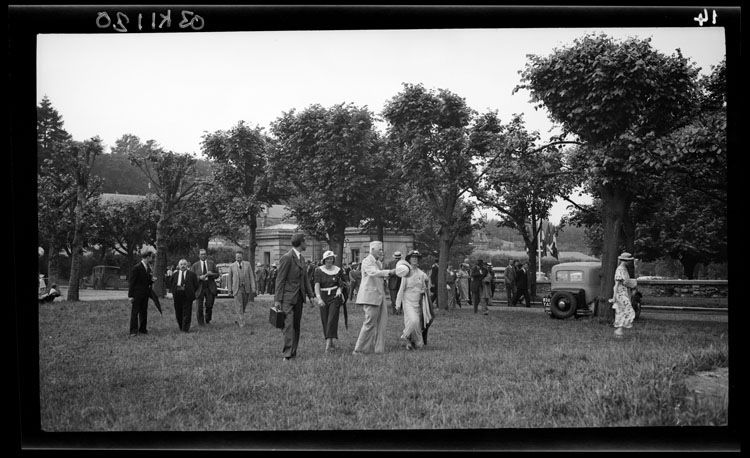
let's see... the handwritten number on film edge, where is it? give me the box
[694,9,718,27]
[96,10,205,32]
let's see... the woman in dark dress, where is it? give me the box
[314,250,348,353]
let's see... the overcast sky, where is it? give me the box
[36,26,726,223]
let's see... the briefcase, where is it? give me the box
[269,306,285,329]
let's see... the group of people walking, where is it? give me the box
[126,236,437,360]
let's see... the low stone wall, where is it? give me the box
[635,280,728,298]
[530,279,728,298]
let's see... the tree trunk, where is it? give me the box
[330,223,347,268]
[248,212,258,304]
[66,188,85,301]
[437,224,451,313]
[153,205,170,297]
[597,185,632,321]
[47,242,60,287]
[376,223,385,245]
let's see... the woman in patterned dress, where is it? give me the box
[456,262,470,308]
[314,250,348,352]
[611,252,636,338]
[395,250,431,350]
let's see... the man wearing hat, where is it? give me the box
[353,241,396,355]
[127,246,156,337]
[386,251,403,315]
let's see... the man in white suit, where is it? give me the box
[352,241,396,355]
[228,250,256,328]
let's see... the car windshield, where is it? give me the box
[556,270,584,282]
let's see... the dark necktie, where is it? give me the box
[299,254,304,263]
[238,262,242,270]
[202,261,207,275]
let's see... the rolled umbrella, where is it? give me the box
[338,295,348,330]
[149,288,163,315]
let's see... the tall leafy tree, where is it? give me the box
[36,95,71,172]
[269,103,379,264]
[567,59,727,279]
[473,114,576,295]
[382,83,494,310]
[202,121,279,289]
[59,138,104,301]
[517,34,700,317]
[129,148,200,296]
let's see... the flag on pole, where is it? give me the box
[546,223,559,259]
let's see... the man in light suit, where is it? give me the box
[352,241,396,355]
[275,233,315,361]
[191,249,219,325]
[171,258,199,332]
[127,247,156,338]
[228,250,256,328]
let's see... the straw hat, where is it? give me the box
[321,250,336,262]
[393,251,402,258]
[618,252,635,262]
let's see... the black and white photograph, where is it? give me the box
[13,5,738,452]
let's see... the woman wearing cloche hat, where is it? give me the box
[610,252,637,338]
[313,250,349,352]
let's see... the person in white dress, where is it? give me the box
[395,250,433,350]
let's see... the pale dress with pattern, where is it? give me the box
[613,264,635,329]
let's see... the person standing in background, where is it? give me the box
[267,263,277,294]
[127,247,156,338]
[256,263,267,297]
[445,264,458,311]
[191,249,219,325]
[470,259,488,314]
[456,262,470,308]
[171,259,199,332]
[386,251,403,315]
[512,261,531,308]
[228,251,256,329]
[504,260,516,306]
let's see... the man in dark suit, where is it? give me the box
[274,233,315,361]
[470,259,488,314]
[512,261,532,308]
[191,249,219,325]
[386,251,403,315]
[171,259,199,332]
[127,247,156,337]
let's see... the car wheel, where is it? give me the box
[550,291,577,319]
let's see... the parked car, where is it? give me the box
[542,261,641,320]
[216,263,233,298]
[80,265,128,290]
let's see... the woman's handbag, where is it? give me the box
[269,305,285,329]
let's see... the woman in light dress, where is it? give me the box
[610,252,637,338]
[456,262,470,308]
[395,250,432,350]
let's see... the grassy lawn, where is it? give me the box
[36,296,728,434]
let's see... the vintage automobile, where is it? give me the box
[542,261,641,320]
[216,263,233,298]
[80,265,129,290]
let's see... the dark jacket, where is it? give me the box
[128,261,154,300]
[515,267,529,290]
[170,269,199,303]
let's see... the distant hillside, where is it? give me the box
[484,220,592,255]
[92,153,212,194]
